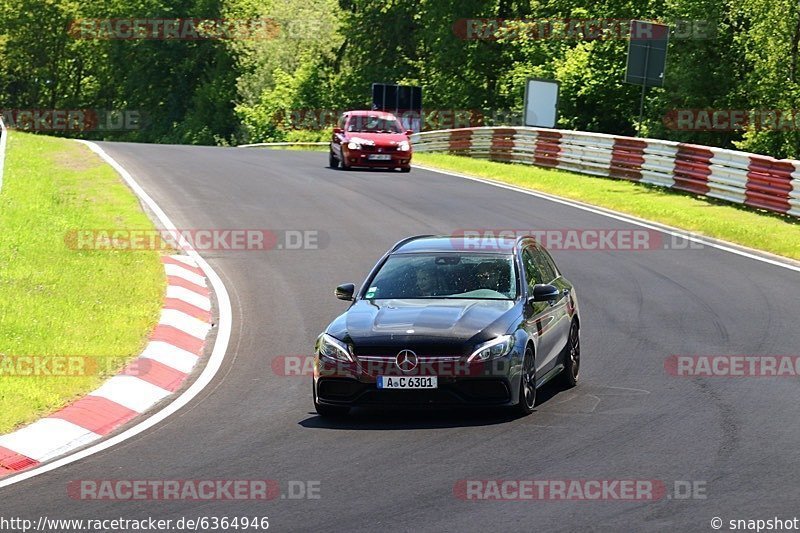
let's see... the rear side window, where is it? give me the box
[540,248,561,279]
[531,247,556,283]
[521,249,543,288]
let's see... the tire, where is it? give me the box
[558,320,580,388]
[313,381,350,417]
[328,149,340,169]
[516,347,536,416]
[399,166,411,173]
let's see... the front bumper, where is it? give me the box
[313,355,519,407]
[342,147,411,168]
[315,377,513,406]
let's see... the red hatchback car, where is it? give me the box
[329,110,413,172]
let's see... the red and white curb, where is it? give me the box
[0,254,213,477]
[0,140,230,488]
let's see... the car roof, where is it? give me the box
[392,235,520,254]
[344,110,399,120]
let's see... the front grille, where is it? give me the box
[352,343,466,358]
[357,355,462,363]
[361,145,396,153]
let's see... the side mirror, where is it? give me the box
[405,130,414,136]
[335,283,355,301]
[529,284,560,303]
[333,127,344,135]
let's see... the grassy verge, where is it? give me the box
[257,144,328,151]
[413,153,800,261]
[0,132,165,433]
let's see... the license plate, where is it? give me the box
[368,154,392,161]
[377,376,438,389]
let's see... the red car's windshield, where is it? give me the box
[346,115,402,133]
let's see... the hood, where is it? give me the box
[346,131,409,146]
[328,299,519,350]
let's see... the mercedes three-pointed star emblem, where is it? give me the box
[395,350,418,373]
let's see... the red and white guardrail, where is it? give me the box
[409,127,800,218]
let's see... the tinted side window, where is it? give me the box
[532,246,556,283]
[543,250,560,278]
[521,249,543,289]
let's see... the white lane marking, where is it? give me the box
[89,376,171,413]
[140,341,199,374]
[413,163,800,273]
[166,285,211,311]
[159,309,212,339]
[0,419,101,462]
[164,263,207,287]
[0,141,233,488]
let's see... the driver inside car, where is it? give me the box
[475,262,502,292]
[415,267,440,297]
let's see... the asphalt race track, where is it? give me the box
[2,145,799,532]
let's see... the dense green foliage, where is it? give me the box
[1,0,799,156]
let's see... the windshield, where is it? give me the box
[364,253,518,300]
[347,115,402,133]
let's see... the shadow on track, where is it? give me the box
[299,382,566,430]
[326,166,409,174]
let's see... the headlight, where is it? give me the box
[467,335,515,363]
[397,141,410,151]
[346,137,374,150]
[317,333,354,363]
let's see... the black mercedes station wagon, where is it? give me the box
[312,235,581,416]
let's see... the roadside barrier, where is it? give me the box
[410,127,800,218]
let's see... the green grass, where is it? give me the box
[0,132,165,433]
[255,144,328,151]
[413,153,800,261]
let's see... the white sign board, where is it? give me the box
[523,78,560,128]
